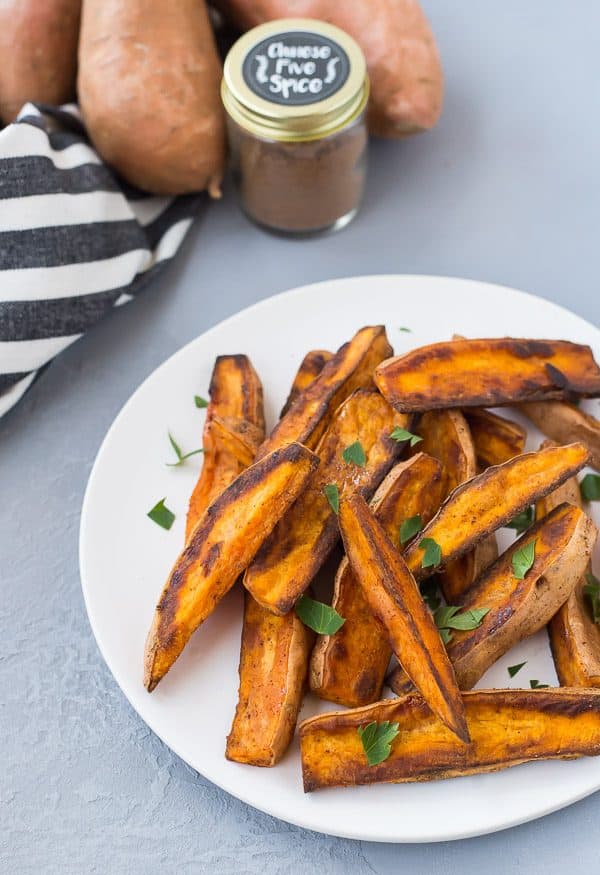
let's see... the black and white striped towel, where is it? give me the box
[0,103,202,419]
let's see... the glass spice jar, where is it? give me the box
[221,19,369,236]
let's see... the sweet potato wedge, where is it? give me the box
[536,444,600,687]
[390,503,596,695]
[438,536,499,605]
[403,442,591,580]
[375,338,600,412]
[144,442,319,691]
[299,688,600,790]
[258,326,392,458]
[464,408,527,468]
[244,389,410,615]
[280,350,333,417]
[521,401,600,471]
[186,355,265,539]
[310,453,444,707]
[339,494,469,743]
[226,591,314,766]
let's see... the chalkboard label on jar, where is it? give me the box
[242,31,351,106]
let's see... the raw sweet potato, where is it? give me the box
[214,0,443,138]
[144,442,319,691]
[375,339,600,412]
[521,401,600,471]
[226,591,314,766]
[245,389,410,615]
[186,355,265,540]
[339,494,469,743]
[403,442,591,580]
[0,0,81,123]
[258,326,392,459]
[78,0,226,195]
[280,350,333,417]
[389,503,597,695]
[310,453,444,708]
[464,408,527,468]
[299,688,600,790]
[536,445,600,687]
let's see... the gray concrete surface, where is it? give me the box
[2,2,599,872]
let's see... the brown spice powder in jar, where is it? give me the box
[229,116,368,233]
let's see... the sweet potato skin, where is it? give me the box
[375,339,600,411]
[226,591,313,766]
[144,443,319,691]
[258,326,392,459]
[186,355,265,540]
[245,389,409,615]
[214,0,443,138]
[78,0,226,195]
[464,408,527,468]
[280,350,333,418]
[299,689,600,790]
[310,453,444,707]
[339,494,469,743]
[0,0,81,123]
[521,401,600,471]
[403,442,591,580]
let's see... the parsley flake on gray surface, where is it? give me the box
[194,395,209,408]
[507,662,527,678]
[580,473,600,502]
[147,498,175,531]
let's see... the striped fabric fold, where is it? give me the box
[0,103,203,419]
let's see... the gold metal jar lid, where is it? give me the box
[222,18,369,142]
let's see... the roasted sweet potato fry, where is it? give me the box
[144,443,319,691]
[245,389,410,615]
[464,408,527,468]
[375,338,600,412]
[339,494,469,743]
[186,355,265,540]
[258,325,392,458]
[310,453,444,708]
[521,401,600,471]
[536,443,600,687]
[403,442,591,580]
[299,689,600,790]
[390,503,596,695]
[226,591,314,766]
[280,350,333,417]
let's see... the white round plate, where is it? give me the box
[80,275,600,843]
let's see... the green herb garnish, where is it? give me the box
[530,679,549,689]
[147,498,175,531]
[390,427,422,448]
[295,595,345,635]
[419,537,442,569]
[324,484,340,514]
[508,662,527,678]
[399,514,423,546]
[398,327,412,333]
[584,571,600,624]
[580,473,600,502]
[505,506,534,536]
[342,440,366,467]
[194,395,209,409]
[166,432,204,467]
[357,721,400,766]
[434,605,489,645]
[512,539,537,579]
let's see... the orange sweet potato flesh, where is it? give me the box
[464,408,527,468]
[144,443,319,691]
[226,591,314,766]
[214,0,443,138]
[389,503,597,694]
[245,389,410,615]
[438,536,498,605]
[257,326,392,459]
[310,453,444,708]
[280,350,333,417]
[521,401,600,471]
[339,494,469,743]
[375,339,600,412]
[186,355,265,540]
[536,445,600,687]
[403,442,591,580]
[299,688,600,790]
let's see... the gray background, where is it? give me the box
[2,2,599,873]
